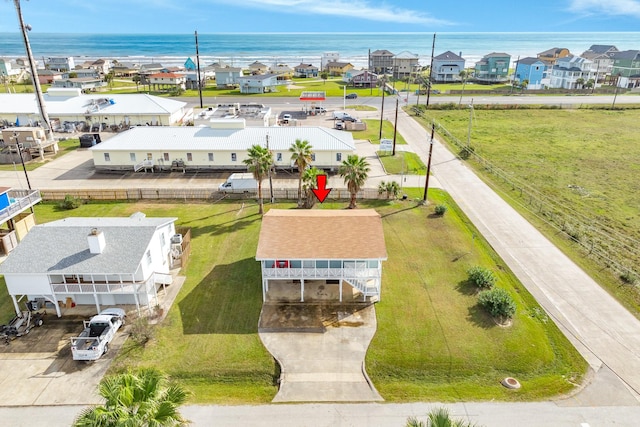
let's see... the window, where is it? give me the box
[147,153,153,160]
[336,153,342,162]
[187,152,193,162]
[146,250,152,265]
[104,153,110,162]
[163,153,170,161]
[208,152,214,162]
[276,153,282,162]
[231,153,237,162]
[311,153,316,161]
[130,153,136,162]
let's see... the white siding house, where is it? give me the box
[90,125,356,172]
[0,213,178,317]
[549,56,596,89]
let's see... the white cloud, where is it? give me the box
[568,0,640,18]
[214,0,453,26]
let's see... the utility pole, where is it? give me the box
[378,76,386,140]
[425,33,436,109]
[14,0,53,140]
[392,97,399,156]
[423,123,435,202]
[611,76,620,109]
[195,30,203,108]
[13,132,31,190]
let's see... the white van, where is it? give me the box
[332,111,351,120]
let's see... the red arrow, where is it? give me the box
[311,174,331,203]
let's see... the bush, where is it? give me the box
[620,271,638,286]
[129,317,155,346]
[478,288,516,319]
[434,204,448,216]
[467,266,496,289]
[58,195,80,210]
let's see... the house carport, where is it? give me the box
[256,209,387,303]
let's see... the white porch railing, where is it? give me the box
[262,267,380,279]
[0,189,41,223]
[50,272,169,294]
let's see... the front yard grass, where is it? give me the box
[2,195,586,403]
[352,119,407,145]
[377,151,426,175]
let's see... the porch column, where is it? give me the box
[339,279,343,302]
[10,294,20,317]
[133,289,140,315]
[300,279,304,302]
[262,279,267,302]
[93,293,101,314]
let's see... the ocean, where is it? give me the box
[1,32,640,69]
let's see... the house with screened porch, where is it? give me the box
[256,209,387,303]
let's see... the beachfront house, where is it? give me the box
[237,74,286,94]
[214,66,243,88]
[90,125,356,172]
[432,51,466,83]
[474,52,511,83]
[111,62,140,77]
[392,51,419,79]
[549,56,596,89]
[325,61,354,77]
[148,72,187,91]
[270,64,293,77]
[249,61,268,75]
[321,52,340,71]
[45,57,75,72]
[369,50,394,75]
[294,64,318,78]
[537,47,571,68]
[581,45,618,76]
[611,50,640,88]
[514,57,546,89]
[344,70,378,88]
[0,213,178,317]
[256,209,387,303]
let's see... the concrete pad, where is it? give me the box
[259,304,383,402]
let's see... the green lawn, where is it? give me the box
[413,107,640,315]
[4,195,585,403]
[0,139,78,172]
[353,119,407,145]
[378,151,426,175]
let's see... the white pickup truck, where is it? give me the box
[70,308,126,361]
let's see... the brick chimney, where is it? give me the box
[88,228,106,254]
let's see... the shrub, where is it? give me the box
[620,271,638,286]
[478,288,516,319]
[58,195,80,210]
[467,266,496,289]
[434,204,448,216]
[129,317,155,346]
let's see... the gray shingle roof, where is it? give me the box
[518,57,544,65]
[0,216,176,275]
[435,51,464,61]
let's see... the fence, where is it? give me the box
[412,107,639,282]
[39,187,390,202]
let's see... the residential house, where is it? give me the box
[214,66,243,88]
[537,47,571,68]
[325,61,354,76]
[474,52,511,83]
[91,59,112,75]
[393,51,419,79]
[111,62,140,77]
[184,57,197,71]
[256,209,387,303]
[432,51,465,83]
[369,50,394,75]
[90,125,356,172]
[0,187,41,256]
[248,61,268,75]
[237,74,285,94]
[514,57,546,89]
[549,56,596,89]
[36,69,63,85]
[0,58,28,83]
[321,52,340,71]
[1,126,58,161]
[140,63,165,74]
[344,69,378,88]
[45,57,75,72]
[51,77,106,92]
[0,89,192,129]
[270,63,293,77]
[294,63,319,78]
[148,72,187,90]
[66,69,101,79]
[0,213,178,317]
[610,50,640,88]
[581,45,618,76]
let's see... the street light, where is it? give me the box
[13,132,31,190]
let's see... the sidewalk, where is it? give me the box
[395,107,640,403]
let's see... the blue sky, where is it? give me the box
[1,0,639,33]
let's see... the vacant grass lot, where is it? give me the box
[353,119,407,145]
[415,108,640,313]
[378,152,426,175]
[2,194,585,402]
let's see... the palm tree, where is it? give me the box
[301,166,323,208]
[73,368,189,427]
[338,154,370,209]
[576,77,585,90]
[243,144,273,214]
[289,139,314,207]
[458,70,468,107]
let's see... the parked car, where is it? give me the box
[282,114,292,124]
[342,116,358,122]
[345,93,358,99]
